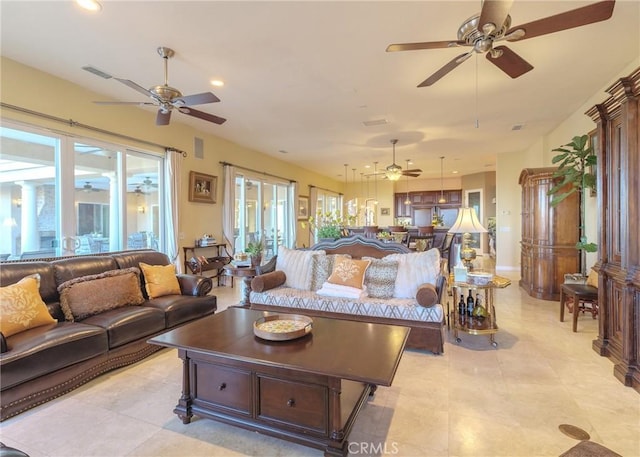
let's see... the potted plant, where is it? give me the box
[245,239,264,267]
[547,134,597,275]
[304,210,346,241]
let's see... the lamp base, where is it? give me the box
[460,233,476,270]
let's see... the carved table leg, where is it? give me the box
[173,352,193,424]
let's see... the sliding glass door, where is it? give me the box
[233,173,293,261]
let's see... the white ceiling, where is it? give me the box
[1,1,638,181]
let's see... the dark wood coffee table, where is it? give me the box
[149,308,409,456]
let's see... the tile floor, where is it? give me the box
[1,270,639,457]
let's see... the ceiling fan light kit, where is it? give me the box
[385,139,403,181]
[386,0,616,87]
[85,46,226,126]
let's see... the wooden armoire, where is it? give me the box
[519,168,580,301]
[586,66,640,392]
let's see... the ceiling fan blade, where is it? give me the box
[418,52,472,87]
[114,78,157,98]
[403,168,423,173]
[93,101,155,106]
[178,107,227,125]
[404,173,421,178]
[478,0,513,34]
[486,45,533,78]
[386,40,465,52]
[156,109,171,126]
[172,92,220,107]
[506,0,615,41]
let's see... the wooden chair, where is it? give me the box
[406,234,435,251]
[559,283,598,332]
[417,225,434,235]
[363,226,379,239]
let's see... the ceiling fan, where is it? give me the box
[128,185,149,196]
[369,139,423,180]
[83,46,227,126]
[80,182,102,193]
[386,0,615,87]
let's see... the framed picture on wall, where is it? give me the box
[189,171,217,204]
[380,208,390,216]
[298,196,309,220]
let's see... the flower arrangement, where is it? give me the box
[303,210,349,239]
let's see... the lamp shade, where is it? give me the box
[448,207,487,234]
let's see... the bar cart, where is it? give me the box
[451,275,511,347]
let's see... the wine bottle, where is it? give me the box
[467,289,475,316]
[458,294,466,322]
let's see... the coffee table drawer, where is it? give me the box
[258,376,327,433]
[194,363,251,414]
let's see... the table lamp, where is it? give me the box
[448,207,487,270]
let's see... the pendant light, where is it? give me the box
[404,159,411,206]
[373,161,379,204]
[438,156,447,204]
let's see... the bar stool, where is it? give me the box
[417,225,434,235]
[363,226,379,238]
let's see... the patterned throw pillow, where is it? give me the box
[0,274,57,337]
[385,248,441,299]
[139,262,181,298]
[310,254,351,291]
[58,268,145,321]
[586,268,599,288]
[363,257,399,299]
[327,257,371,289]
[276,246,325,290]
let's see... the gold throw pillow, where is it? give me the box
[0,274,56,337]
[139,262,181,298]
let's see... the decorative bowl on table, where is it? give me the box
[467,271,494,286]
[253,314,313,341]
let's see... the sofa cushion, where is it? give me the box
[0,321,108,390]
[139,262,181,298]
[276,246,325,290]
[81,306,165,348]
[250,287,444,323]
[0,274,57,337]
[58,268,145,321]
[363,258,399,299]
[385,248,441,299]
[415,283,439,307]
[144,294,217,328]
[52,256,119,285]
[327,257,370,289]
[251,271,286,292]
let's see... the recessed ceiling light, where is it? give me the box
[452,170,459,174]
[364,165,371,169]
[210,80,224,87]
[76,0,102,12]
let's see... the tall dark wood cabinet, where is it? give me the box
[586,66,640,392]
[519,168,580,301]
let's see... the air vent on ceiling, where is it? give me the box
[512,123,526,131]
[363,118,388,127]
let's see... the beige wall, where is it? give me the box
[495,57,640,271]
[0,57,342,256]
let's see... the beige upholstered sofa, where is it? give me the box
[249,235,447,354]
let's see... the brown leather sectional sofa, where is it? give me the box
[0,250,217,421]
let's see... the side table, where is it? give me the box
[222,265,257,306]
[451,275,511,347]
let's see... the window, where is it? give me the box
[0,122,164,260]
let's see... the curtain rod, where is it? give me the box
[219,161,296,183]
[1,102,187,157]
[308,184,343,196]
